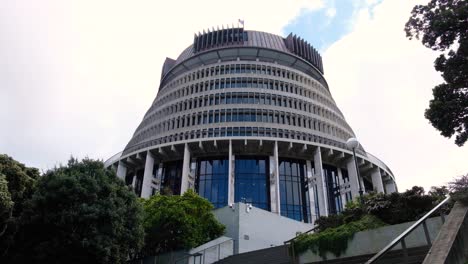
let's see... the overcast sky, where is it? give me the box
[1,0,466,191]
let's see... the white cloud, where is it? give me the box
[326,7,337,18]
[323,0,468,191]
[0,0,323,169]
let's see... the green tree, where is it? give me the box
[449,173,468,204]
[405,0,468,146]
[10,158,144,264]
[0,174,13,237]
[141,189,225,256]
[0,154,39,257]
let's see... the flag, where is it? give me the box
[238,19,244,26]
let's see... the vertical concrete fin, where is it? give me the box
[141,151,155,198]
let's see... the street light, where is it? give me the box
[346,138,364,204]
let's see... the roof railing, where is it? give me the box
[365,196,450,264]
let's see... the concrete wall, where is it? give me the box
[213,204,240,252]
[299,216,445,263]
[214,203,313,254]
[423,202,468,264]
[188,236,234,264]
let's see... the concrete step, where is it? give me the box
[215,245,291,264]
[308,245,430,264]
[215,245,430,264]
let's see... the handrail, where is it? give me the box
[365,196,450,264]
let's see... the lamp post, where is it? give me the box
[346,138,364,205]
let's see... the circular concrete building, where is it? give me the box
[105,26,397,224]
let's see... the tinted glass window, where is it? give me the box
[235,157,270,210]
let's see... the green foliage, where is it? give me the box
[293,186,449,256]
[0,154,39,217]
[0,154,39,257]
[313,205,365,233]
[449,174,468,205]
[365,186,441,225]
[141,189,225,256]
[9,158,144,264]
[405,0,468,146]
[0,174,13,236]
[294,215,385,257]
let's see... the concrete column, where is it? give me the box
[269,141,280,214]
[228,140,235,205]
[371,167,385,193]
[155,163,163,194]
[337,168,347,210]
[116,161,127,180]
[181,143,191,194]
[131,172,137,188]
[306,160,317,222]
[346,157,360,200]
[141,151,155,198]
[313,147,328,216]
[360,176,366,194]
[385,180,397,193]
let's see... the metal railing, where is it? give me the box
[174,238,234,264]
[365,196,450,264]
[284,225,319,264]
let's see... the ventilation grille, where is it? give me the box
[193,26,247,53]
[284,33,324,73]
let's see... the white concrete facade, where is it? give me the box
[105,28,398,224]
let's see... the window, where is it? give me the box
[196,158,229,209]
[161,161,183,195]
[235,157,270,210]
[323,164,343,214]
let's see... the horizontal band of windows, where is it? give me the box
[123,126,352,156]
[152,76,338,120]
[139,91,350,135]
[130,108,350,147]
[160,61,329,97]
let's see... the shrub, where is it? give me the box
[294,215,385,257]
[10,158,144,264]
[449,174,468,205]
[140,189,225,256]
[365,187,440,225]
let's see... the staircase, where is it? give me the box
[214,245,430,264]
[215,245,291,264]
[307,245,430,264]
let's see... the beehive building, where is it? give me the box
[105,26,397,224]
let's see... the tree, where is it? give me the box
[449,173,468,204]
[0,174,13,237]
[0,154,39,257]
[141,189,225,256]
[365,186,439,225]
[405,0,468,146]
[9,158,144,264]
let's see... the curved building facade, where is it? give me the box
[106,27,397,223]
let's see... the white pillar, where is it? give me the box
[131,172,137,188]
[116,161,127,180]
[314,147,328,216]
[385,180,397,193]
[360,177,366,194]
[346,157,360,200]
[228,140,235,205]
[371,167,384,193]
[141,151,155,198]
[306,160,317,222]
[181,143,191,194]
[269,141,280,214]
[337,168,347,210]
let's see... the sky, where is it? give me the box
[1,0,467,192]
